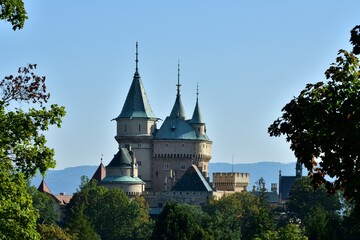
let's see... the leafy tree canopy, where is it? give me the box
[268,25,360,211]
[28,185,61,225]
[152,202,213,240]
[0,64,66,178]
[0,64,65,238]
[204,192,275,240]
[0,167,40,239]
[37,224,74,240]
[0,0,27,30]
[66,180,152,240]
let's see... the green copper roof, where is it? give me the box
[116,71,157,119]
[101,176,144,184]
[170,62,186,119]
[170,94,186,119]
[107,147,133,167]
[116,43,156,119]
[154,116,210,140]
[189,99,205,124]
[251,191,279,203]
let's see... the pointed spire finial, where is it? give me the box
[196,83,199,102]
[101,153,103,163]
[176,60,181,97]
[135,42,139,72]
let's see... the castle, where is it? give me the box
[91,43,249,207]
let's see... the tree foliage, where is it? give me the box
[0,64,65,238]
[0,0,27,30]
[0,64,66,178]
[28,186,61,225]
[37,224,74,240]
[151,202,213,240]
[204,192,275,240]
[0,167,40,239]
[286,177,343,240]
[254,224,307,240]
[287,178,341,221]
[268,25,360,210]
[66,180,152,240]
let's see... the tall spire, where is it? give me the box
[116,43,157,119]
[196,83,199,102]
[135,42,139,72]
[177,60,181,97]
[190,83,205,124]
[170,61,186,119]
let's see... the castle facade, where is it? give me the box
[97,43,212,194]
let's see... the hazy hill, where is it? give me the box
[31,162,299,195]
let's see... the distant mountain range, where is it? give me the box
[31,162,300,195]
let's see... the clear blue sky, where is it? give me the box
[1,1,359,169]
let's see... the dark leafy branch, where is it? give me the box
[268,25,360,211]
[0,0,28,30]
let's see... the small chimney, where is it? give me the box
[271,183,277,192]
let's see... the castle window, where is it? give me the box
[180,163,186,170]
[138,161,142,166]
[138,143,141,148]
[203,165,206,170]
[139,124,141,132]
[164,163,169,170]
[182,143,184,147]
[125,124,127,132]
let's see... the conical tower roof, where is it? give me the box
[190,85,205,124]
[92,162,106,182]
[169,62,186,119]
[116,43,157,119]
[37,179,52,195]
[107,147,133,168]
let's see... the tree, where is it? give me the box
[0,0,27,30]
[286,178,341,221]
[254,224,308,240]
[28,186,61,225]
[65,180,104,240]
[66,180,152,240]
[255,177,267,192]
[268,25,360,211]
[204,192,275,240]
[37,224,74,240]
[0,166,40,239]
[0,64,65,238]
[151,202,213,240]
[286,178,342,240]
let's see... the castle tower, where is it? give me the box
[189,84,211,176]
[100,145,145,195]
[152,63,212,192]
[114,43,157,189]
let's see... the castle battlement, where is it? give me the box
[213,172,250,192]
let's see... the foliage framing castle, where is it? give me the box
[95,43,213,195]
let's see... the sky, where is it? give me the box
[1,1,360,170]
